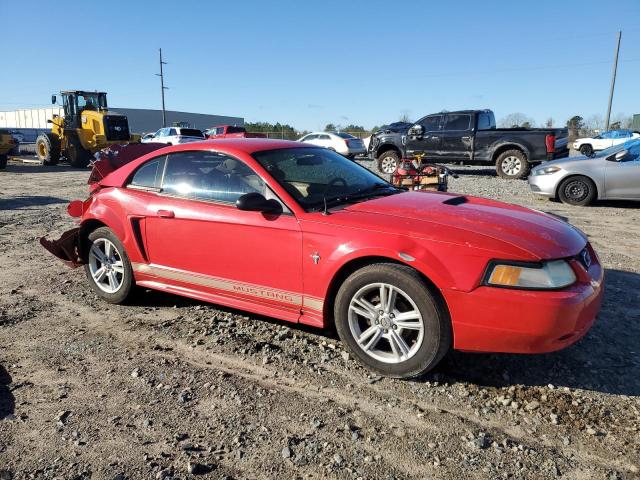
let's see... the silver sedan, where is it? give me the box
[528,138,640,205]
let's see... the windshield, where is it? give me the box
[252,147,399,211]
[77,92,107,111]
[595,138,640,157]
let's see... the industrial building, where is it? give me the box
[0,107,244,142]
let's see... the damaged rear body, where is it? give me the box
[41,142,166,268]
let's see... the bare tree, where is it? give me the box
[584,114,605,135]
[544,117,554,128]
[498,113,535,128]
[398,111,412,123]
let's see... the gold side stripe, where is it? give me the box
[132,263,324,312]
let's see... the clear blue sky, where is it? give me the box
[1,0,639,131]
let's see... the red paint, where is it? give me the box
[67,139,603,354]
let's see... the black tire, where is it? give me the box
[579,144,594,157]
[377,150,400,175]
[557,175,597,206]
[35,133,60,166]
[495,149,530,179]
[82,227,135,304]
[334,263,451,379]
[0,154,7,169]
[67,135,92,168]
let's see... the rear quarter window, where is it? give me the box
[129,157,166,189]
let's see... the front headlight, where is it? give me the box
[534,166,561,175]
[485,260,576,289]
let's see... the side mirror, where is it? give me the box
[51,95,57,104]
[614,149,628,161]
[236,192,282,214]
[407,124,424,138]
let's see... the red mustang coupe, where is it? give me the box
[42,139,604,378]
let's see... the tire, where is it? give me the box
[334,263,451,378]
[557,175,597,206]
[0,154,7,169]
[82,227,135,304]
[377,150,400,174]
[35,133,60,166]
[67,135,92,168]
[495,149,530,179]
[579,144,593,157]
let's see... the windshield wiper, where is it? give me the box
[318,183,401,211]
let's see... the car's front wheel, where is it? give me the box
[334,264,451,378]
[557,175,597,206]
[83,227,135,303]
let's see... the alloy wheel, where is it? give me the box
[348,283,425,364]
[501,155,522,176]
[88,238,125,293]
[380,156,398,174]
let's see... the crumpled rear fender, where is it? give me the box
[40,227,82,268]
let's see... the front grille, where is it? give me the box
[103,115,130,141]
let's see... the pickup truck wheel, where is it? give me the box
[579,144,593,156]
[496,149,530,179]
[378,151,399,174]
[558,176,596,206]
[334,263,451,379]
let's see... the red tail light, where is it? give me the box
[545,134,555,153]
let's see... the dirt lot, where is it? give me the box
[1,159,639,480]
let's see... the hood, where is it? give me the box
[342,192,586,259]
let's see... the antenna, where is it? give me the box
[156,48,169,128]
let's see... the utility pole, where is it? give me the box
[605,31,622,131]
[156,48,168,128]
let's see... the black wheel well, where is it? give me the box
[376,144,401,158]
[492,144,527,163]
[555,174,598,199]
[322,255,450,328]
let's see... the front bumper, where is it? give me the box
[528,171,563,198]
[445,255,604,354]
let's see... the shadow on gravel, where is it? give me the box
[439,268,640,397]
[0,364,15,420]
[449,166,497,177]
[0,195,69,210]
[1,162,84,174]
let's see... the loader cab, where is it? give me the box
[54,91,108,130]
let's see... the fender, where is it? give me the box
[489,140,531,161]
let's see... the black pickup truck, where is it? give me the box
[368,110,569,179]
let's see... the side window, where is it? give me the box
[419,115,442,132]
[129,156,166,189]
[626,143,640,161]
[319,134,331,140]
[443,114,471,131]
[161,151,266,203]
[601,131,614,139]
[477,113,494,130]
[169,128,177,136]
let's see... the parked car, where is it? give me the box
[141,127,205,145]
[572,130,640,156]
[529,138,640,205]
[205,125,266,139]
[41,139,603,378]
[298,132,366,159]
[368,110,569,179]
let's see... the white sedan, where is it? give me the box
[141,127,205,145]
[298,131,366,159]
[573,130,639,156]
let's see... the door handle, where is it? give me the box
[156,209,175,218]
[429,136,439,140]
[461,136,471,140]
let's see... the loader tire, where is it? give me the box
[35,133,60,166]
[67,135,92,168]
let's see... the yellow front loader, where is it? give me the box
[36,91,141,168]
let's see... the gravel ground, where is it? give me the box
[0,157,639,480]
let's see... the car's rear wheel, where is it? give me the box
[334,263,451,378]
[83,227,134,303]
[378,151,400,174]
[579,144,594,156]
[495,149,530,179]
[558,175,597,206]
